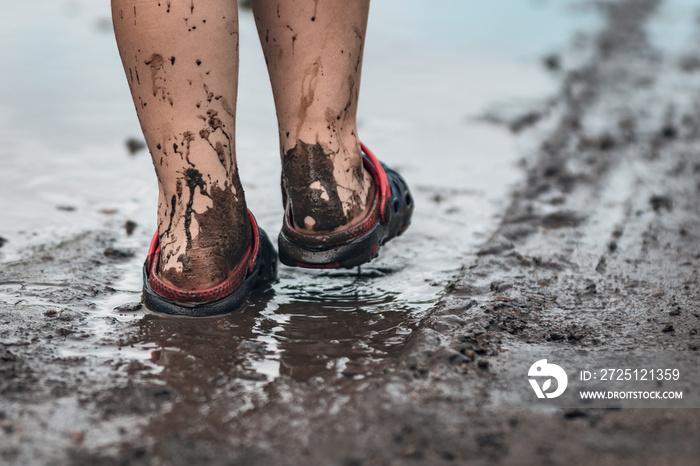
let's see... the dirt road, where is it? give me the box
[1,0,699,464]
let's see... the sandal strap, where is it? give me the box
[360,142,391,223]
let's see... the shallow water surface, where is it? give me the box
[0,0,596,381]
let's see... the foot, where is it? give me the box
[278,143,414,269]
[144,211,278,316]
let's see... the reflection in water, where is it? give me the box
[274,299,415,380]
[138,304,262,401]
[130,285,419,450]
[135,284,418,390]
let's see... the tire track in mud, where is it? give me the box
[374,0,700,463]
[420,0,698,357]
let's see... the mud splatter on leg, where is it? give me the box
[282,140,347,231]
[252,0,374,233]
[112,0,249,290]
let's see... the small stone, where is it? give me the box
[114,302,142,313]
[595,255,607,273]
[564,409,588,419]
[550,332,567,341]
[238,371,267,381]
[649,195,673,212]
[125,138,146,155]
[125,220,138,236]
[103,247,135,259]
[490,281,513,293]
[1,420,13,434]
[661,125,677,139]
[543,54,561,71]
[56,327,73,337]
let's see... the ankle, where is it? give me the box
[158,193,251,291]
[282,138,374,234]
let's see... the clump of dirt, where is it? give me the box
[125,137,147,155]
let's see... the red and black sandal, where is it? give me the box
[278,142,414,269]
[142,211,278,316]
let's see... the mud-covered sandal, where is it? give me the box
[143,211,278,316]
[278,142,414,269]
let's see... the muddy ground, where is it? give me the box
[1,0,700,465]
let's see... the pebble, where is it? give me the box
[103,247,135,259]
[114,302,142,313]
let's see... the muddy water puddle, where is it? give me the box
[0,1,597,382]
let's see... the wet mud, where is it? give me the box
[2,0,700,465]
[282,139,350,231]
[188,180,250,283]
[160,174,250,290]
